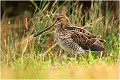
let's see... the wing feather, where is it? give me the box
[66,26,97,39]
[68,26,105,51]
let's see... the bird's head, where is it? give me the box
[34,14,70,37]
[54,15,70,26]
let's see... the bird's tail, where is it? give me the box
[82,40,105,51]
[89,40,105,51]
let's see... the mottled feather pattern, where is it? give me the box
[54,15,105,53]
[66,26,96,38]
[34,14,105,54]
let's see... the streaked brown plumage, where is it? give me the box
[34,14,105,54]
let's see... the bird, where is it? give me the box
[34,14,105,54]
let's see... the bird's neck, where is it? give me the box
[59,22,71,29]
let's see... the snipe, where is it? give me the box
[34,14,105,54]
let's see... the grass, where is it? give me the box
[1,1,119,79]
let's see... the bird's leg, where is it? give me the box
[75,53,78,61]
[100,51,103,59]
[83,52,88,59]
[81,52,89,63]
[51,53,55,66]
[58,48,63,65]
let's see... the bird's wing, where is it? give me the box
[69,28,105,51]
[66,25,97,39]
[70,31,95,46]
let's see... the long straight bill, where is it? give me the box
[34,20,58,37]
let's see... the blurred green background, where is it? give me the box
[1,1,119,79]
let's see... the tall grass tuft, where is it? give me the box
[1,1,119,79]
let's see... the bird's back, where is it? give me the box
[54,24,105,53]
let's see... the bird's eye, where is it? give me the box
[57,17,60,20]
